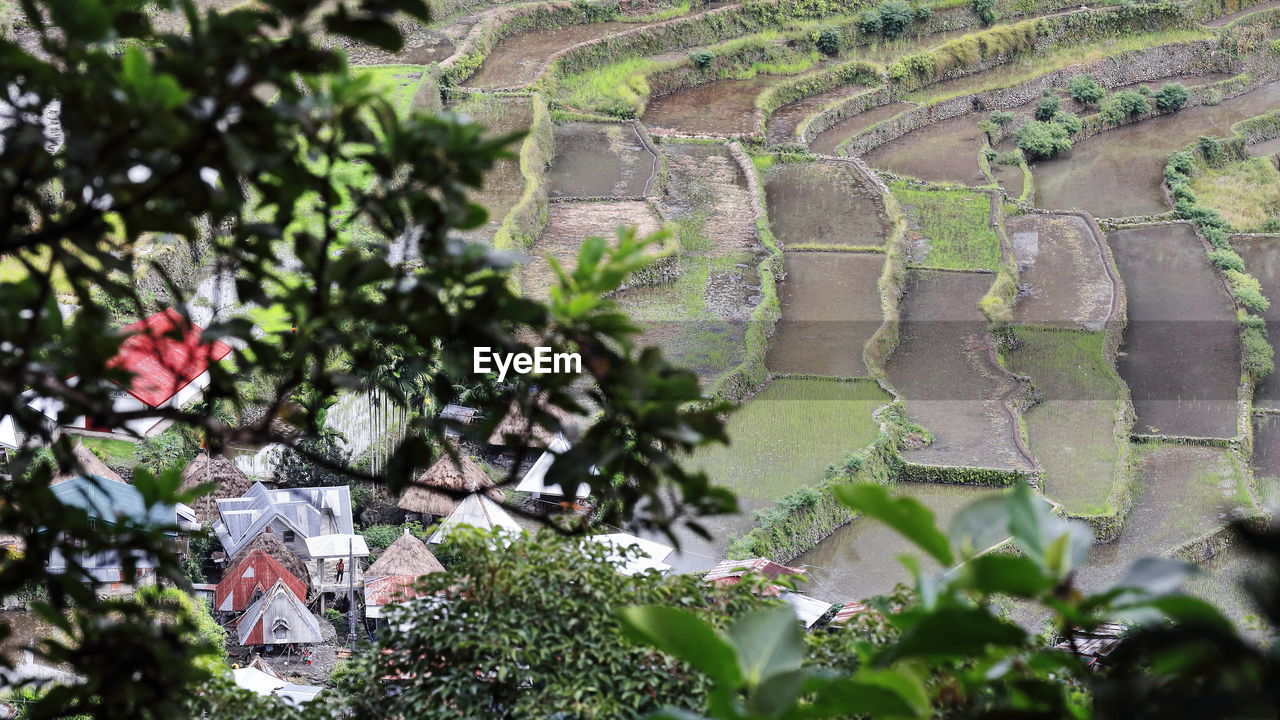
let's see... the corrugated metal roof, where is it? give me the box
[515,435,589,497]
[831,601,870,625]
[215,549,308,613]
[110,309,232,408]
[212,483,354,557]
[702,558,805,584]
[780,592,834,628]
[303,534,370,558]
[585,533,673,576]
[237,580,323,646]
[364,574,423,611]
[51,475,175,529]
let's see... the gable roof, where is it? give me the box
[514,435,589,497]
[216,549,308,613]
[237,580,324,646]
[703,558,805,587]
[110,309,232,408]
[226,530,310,595]
[52,442,127,486]
[428,493,522,545]
[487,394,578,448]
[365,531,444,578]
[213,482,354,557]
[397,453,502,517]
[180,452,253,523]
[51,475,175,529]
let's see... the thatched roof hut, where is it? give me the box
[365,531,444,578]
[180,452,253,523]
[397,452,502,517]
[226,529,310,595]
[53,442,126,485]
[487,395,578,448]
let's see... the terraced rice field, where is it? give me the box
[687,378,892,500]
[808,102,916,155]
[1108,224,1239,439]
[452,95,533,244]
[766,252,884,377]
[892,183,1002,271]
[864,111,987,186]
[764,161,886,248]
[766,84,869,145]
[518,201,664,298]
[643,76,777,136]
[1007,213,1114,329]
[549,122,657,198]
[1233,236,1280,410]
[464,21,633,88]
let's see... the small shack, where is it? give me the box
[703,558,806,592]
[180,452,253,524]
[237,580,324,647]
[363,531,444,620]
[428,493,522,546]
[302,534,369,597]
[215,549,308,614]
[224,530,311,600]
[397,452,502,520]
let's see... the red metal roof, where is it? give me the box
[215,550,307,613]
[703,558,806,585]
[831,601,871,625]
[364,575,424,607]
[109,309,232,407]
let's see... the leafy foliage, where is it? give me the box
[1155,82,1190,111]
[1068,73,1106,105]
[1101,89,1151,123]
[816,26,843,55]
[860,0,922,39]
[1034,90,1061,121]
[971,0,996,25]
[1015,119,1073,159]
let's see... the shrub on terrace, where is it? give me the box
[972,0,996,25]
[861,0,918,39]
[1034,90,1060,121]
[1209,248,1246,273]
[690,49,715,69]
[1100,89,1150,124]
[817,26,843,55]
[1228,270,1270,313]
[1015,119,1072,159]
[1155,82,1190,111]
[1052,110,1082,135]
[1068,73,1105,105]
[1244,321,1276,378]
[990,110,1014,126]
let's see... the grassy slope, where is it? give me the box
[688,377,891,500]
[1190,157,1280,232]
[891,182,1001,271]
[1005,327,1126,515]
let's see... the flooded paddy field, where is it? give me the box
[643,76,777,136]
[1248,137,1280,157]
[1185,545,1275,642]
[864,111,987,186]
[464,21,632,88]
[1108,224,1239,438]
[766,84,869,145]
[1074,444,1250,593]
[1007,213,1113,329]
[688,378,891,501]
[795,483,1006,600]
[1005,327,1126,514]
[548,122,657,198]
[661,143,760,258]
[991,159,1025,199]
[1252,413,1280,485]
[766,252,885,377]
[809,102,916,155]
[452,95,533,244]
[518,201,663,299]
[1030,79,1280,217]
[888,270,1033,471]
[764,161,886,247]
[1231,236,1280,409]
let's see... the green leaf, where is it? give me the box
[806,667,929,718]
[1006,482,1049,562]
[746,667,819,718]
[955,554,1053,597]
[727,605,803,687]
[835,484,953,566]
[883,606,1026,662]
[618,606,742,688]
[948,494,1009,558]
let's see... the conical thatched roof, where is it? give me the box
[226,529,310,594]
[366,531,444,577]
[180,452,253,523]
[487,395,578,448]
[398,452,502,517]
[53,442,126,485]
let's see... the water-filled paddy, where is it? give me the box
[1108,224,1239,438]
[808,102,916,155]
[464,21,632,88]
[794,483,1006,600]
[1248,137,1280,157]
[1030,79,1280,217]
[1074,444,1250,593]
[518,201,663,298]
[548,122,657,198]
[1252,413,1280,483]
[764,161,886,247]
[644,76,776,136]
[452,95,533,244]
[1231,236,1280,409]
[687,378,891,501]
[864,111,987,186]
[1184,545,1275,643]
[1007,213,1114,329]
[766,252,884,377]
[888,270,1033,470]
[766,84,869,145]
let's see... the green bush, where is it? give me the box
[1068,73,1105,105]
[1100,90,1149,124]
[1227,270,1270,313]
[690,50,715,69]
[1034,91,1061,121]
[989,110,1014,126]
[861,0,917,38]
[995,150,1021,165]
[1208,248,1246,273]
[1155,82,1189,112]
[1244,324,1275,378]
[972,0,996,25]
[1052,110,1082,135]
[1015,120,1072,159]
[816,26,843,55]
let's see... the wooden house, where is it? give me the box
[212,482,355,559]
[397,453,502,520]
[215,548,308,614]
[363,531,444,620]
[236,580,324,647]
[302,533,369,597]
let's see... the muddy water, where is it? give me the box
[549,122,657,198]
[991,160,1024,199]
[1075,444,1247,593]
[864,111,987,185]
[767,84,869,144]
[633,495,766,574]
[1030,80,1280,217]
[1232,236,1280,409]
[1252,414,1280,483]
[1108,225,1239,438]
[465,21,632,87]
[888,270,1033,470]
[451,96,532,244]
[766,253,884,377]
[764,161,887,247]
[519,201,663,298]
[1249,137,1280,156]
[643,76,776,136]
[1008,213,1113,328]
[808,102,916,155]
[795,483,1004,601]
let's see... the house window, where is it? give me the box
[282,530,295,543]
[272,619,290,642]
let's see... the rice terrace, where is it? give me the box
[16,0,1280,693]
[344,0,1280,622]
